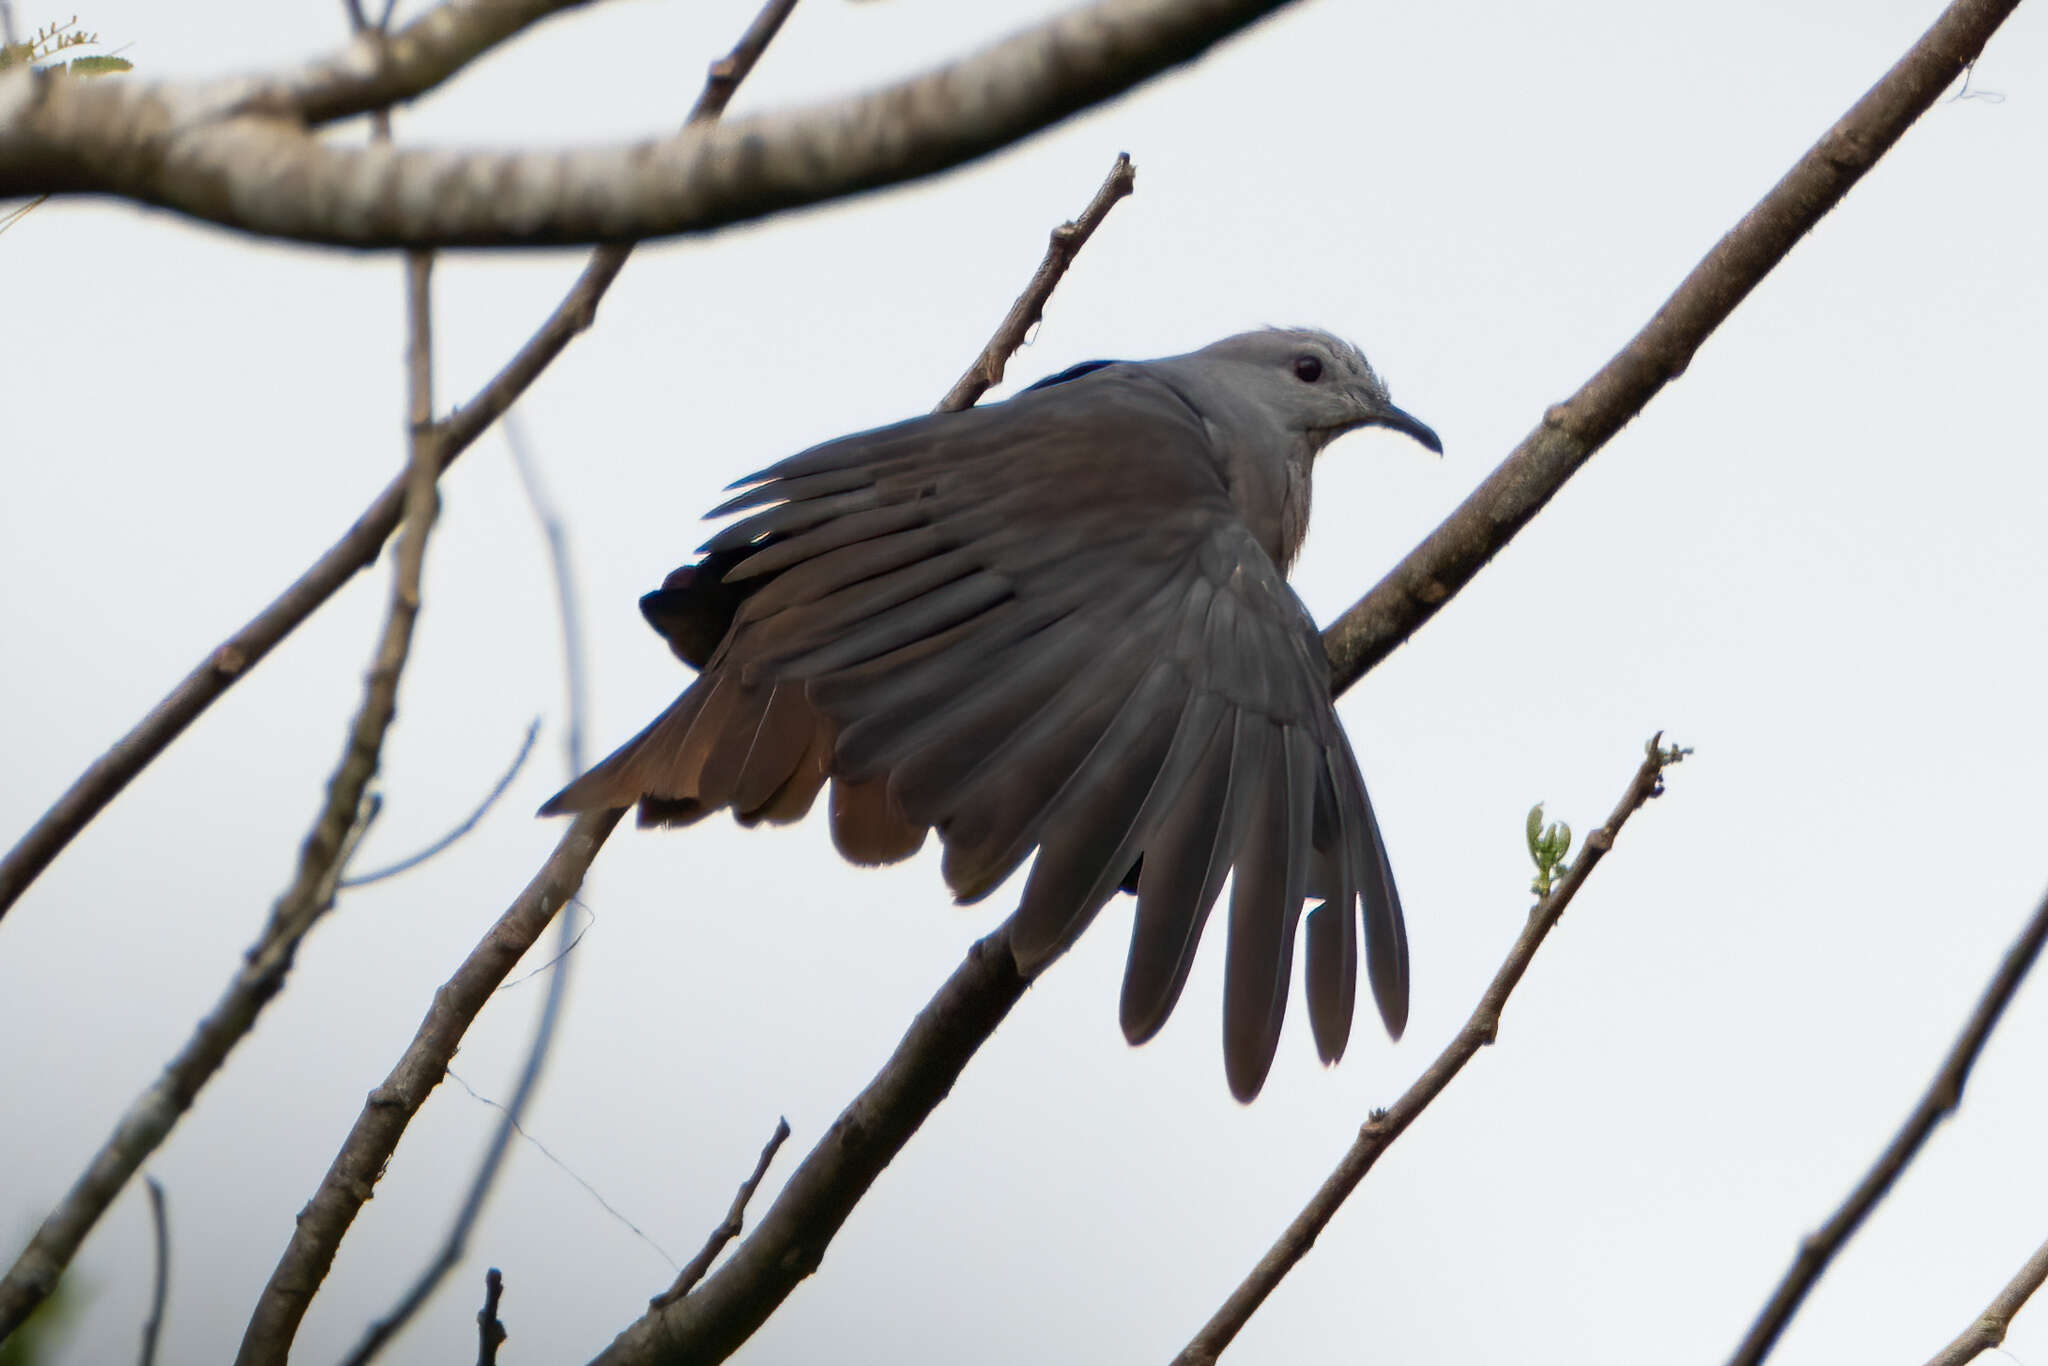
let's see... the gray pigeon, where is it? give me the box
[543,328,1439,1099]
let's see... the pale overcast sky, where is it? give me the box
[4,1,2047,1363]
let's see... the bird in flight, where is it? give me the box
[543,328,1440,1099]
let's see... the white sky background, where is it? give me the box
[3,0,2047,1361]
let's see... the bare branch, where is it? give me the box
[341,718,541,888]
[1174,736,1688,1366]
[1728,881,2048,1366]
[137,1177,169,1366]
[1923,1234,2048,1366]
[935,151,1135,411]
[0,0,797,925]
[657,1119,794,1307]
[339,419,596,1366]
[584,2,2021,1351]
[231,809,621,1366]
[0,249,444,1340]
[230,5,802,1353]
[476,1268,507,1366]
[0,0,1293,247]
[1319,0,2022,693]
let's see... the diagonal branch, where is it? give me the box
[0,0,799,925]
[0,0,1295,247]
[1173,737,1687,1365]
[1727,880,2048,1366]
[1319,0,2022,692]
[1923,1232,2048,1366]
[582,3,2023,1358]
[0,248,444,1341]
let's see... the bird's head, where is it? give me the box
[1193,328,1441,459]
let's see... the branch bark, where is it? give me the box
[0,0,1293,247]
[1173,737,1686,1365]
[1923,1233,2048,1366]
[1727,881,2048,1366]
[0,249,445,1341]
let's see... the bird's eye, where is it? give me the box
[1293,356,1323,383]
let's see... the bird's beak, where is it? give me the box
[1369,403,1443,455]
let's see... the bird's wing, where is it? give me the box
[544,369,1406,1099]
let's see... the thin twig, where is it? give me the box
[341,718,541,887]
[137,1177,169,1366]
[341,418,595,1366]
[228,9,800,1361]
[506,416,588,780]
[1173,736,1687,1365]
[476,1268,507,1366]
[934,152,1135,412]
[1728,882,2048,1366]
[0,0,800,925]
[656,1119,793,1307]
[0,248,443,1342]
[1924,1233,2048,1366]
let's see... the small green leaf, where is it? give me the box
[1524,802,1574,898]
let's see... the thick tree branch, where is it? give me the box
[1923,1233,2048,1366]
[1727,881,2048,1366]
[1319,0,2021,692]
[0,0,798,925]
[0,250,444,1341]
[0,0,1293,246]
[1173,737,1687,1366]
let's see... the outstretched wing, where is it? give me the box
[542,366,1406,1099]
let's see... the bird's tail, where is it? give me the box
[539,673,854,837]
